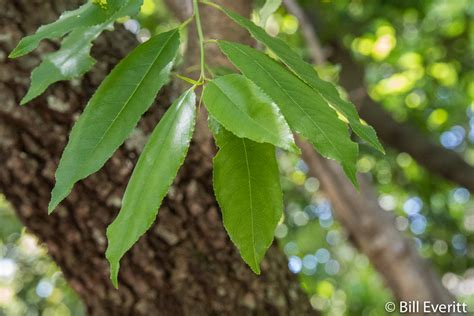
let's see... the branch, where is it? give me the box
[336,46,474,192]
[285,0,474,192]
[284,0,458,307]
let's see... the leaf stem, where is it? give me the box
[193,0,207,82]
[205,39,218,44]
[197,84,206,112]
[180,14,195,29]
[200,0,222,11]
[175,73,203,86]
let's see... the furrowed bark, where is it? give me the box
[284,0,458,312]
[0,0,314,315]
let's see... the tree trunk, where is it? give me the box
[0,0,315,315]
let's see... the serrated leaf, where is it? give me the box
[21,27,99,104]
[21,0,143,104]
[106,89,196,288]
[9,0,133,58]
[211,122,282,274]
[49,28,180,213]
[203,74,297,152]
[258,0,282,27]
[219,41,359,185]
[222,9,384,154]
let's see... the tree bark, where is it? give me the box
[0,0,315,315]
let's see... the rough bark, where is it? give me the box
[284,0,458,312]
[0,0,315,315]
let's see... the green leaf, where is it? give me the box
[203,74,297,152]
[211,121,282,274]
[258,0,282,27]
[20,0,143,104]
[219,41,359,185]
[106,89,196,288]
[221,9,384,154]
[21,27,99,104]
[9,0,134,58]
[49,28,180,213]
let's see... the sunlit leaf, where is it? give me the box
[211,120,282,274]
[106,89,196,288]
[49,28,180,213]
[222,9,384,154]
[219,40,359,185]
[203,74,297,152]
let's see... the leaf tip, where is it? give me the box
[8,42,29,59]
[111,272,119,289]
[353,179,360,191]
[348,172,360,191]
[8,50,19,59]
[47,202,56,215]
[376,143,386,155]
[107,253,120,289]
[288,142,301,155]
[241,252,262,275]
[47,194,59,214]
[21,84,41,105]
[249,263,261,275]
[367,135,385,155]
[48,186,65,214]
[20,96,31,106]
[343,164,359,190]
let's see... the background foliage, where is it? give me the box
[1,0,473,315]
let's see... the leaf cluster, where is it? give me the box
[10,0,382,287]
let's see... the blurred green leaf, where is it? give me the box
[259,0,282,27]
